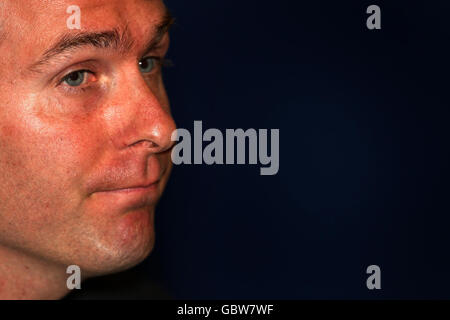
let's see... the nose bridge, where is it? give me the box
[104,70,176,153]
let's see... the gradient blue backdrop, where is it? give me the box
[123,0,450,299]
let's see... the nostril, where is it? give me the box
[130,139,159,149]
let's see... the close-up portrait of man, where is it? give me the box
[1,0,450,308]
[0,0,175,299]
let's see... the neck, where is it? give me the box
[0,245,71,300]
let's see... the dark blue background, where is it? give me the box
[135,0,450,299]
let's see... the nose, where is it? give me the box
[103,70,177,154]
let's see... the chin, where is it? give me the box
[75,207,156,277]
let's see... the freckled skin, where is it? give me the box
[0,0,176,299]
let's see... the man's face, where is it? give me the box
[0,0,176,275]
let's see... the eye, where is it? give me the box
[138,57,158,73]
[62,70,89,87]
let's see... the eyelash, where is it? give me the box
[56,56,173,93]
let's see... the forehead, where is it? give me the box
[5,0,165,27]
[1,0,166,67]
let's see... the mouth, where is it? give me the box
[92,178,163,209]
[86,154,169,210]
[98,179,161,193]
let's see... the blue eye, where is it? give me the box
[63,70,87,87]
[139,57,157,73]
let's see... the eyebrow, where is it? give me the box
[28,11,174,73]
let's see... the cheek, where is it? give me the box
[0,114,102,224]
